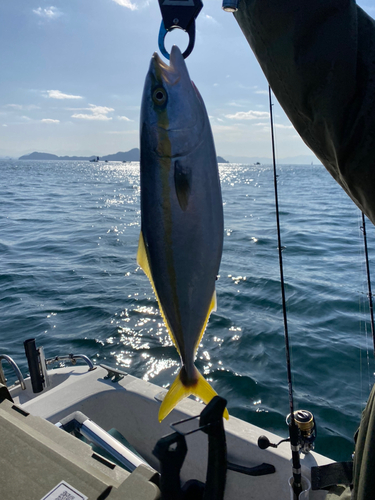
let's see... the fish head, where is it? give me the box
[141,45,206,158]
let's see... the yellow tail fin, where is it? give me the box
[158,368,229,422]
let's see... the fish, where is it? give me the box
[138,45,228,422]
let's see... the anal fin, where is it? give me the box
[137,231,180,355]
[137,231,152,280]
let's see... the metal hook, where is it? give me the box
[157,0,203,59]
[158,20,196,60]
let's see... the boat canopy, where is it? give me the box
[235,1,375,226]
[235,3,375,498]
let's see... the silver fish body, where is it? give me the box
[138,46,226,421]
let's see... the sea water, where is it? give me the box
[1,159,374,462]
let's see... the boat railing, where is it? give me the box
[46,353,96,372]
[22,339,96,394]
[0,354,26,390]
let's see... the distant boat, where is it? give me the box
[90,156,99,163]
[254,162,261,165]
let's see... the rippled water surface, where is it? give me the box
[1,159,375,462]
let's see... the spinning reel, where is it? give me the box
[258,410,317,455]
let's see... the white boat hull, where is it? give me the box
[10,365,330,499]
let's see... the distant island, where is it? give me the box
[19,149,140,162]
[217,156,229,164]
[17,150,321,165]
[19,149,229,164]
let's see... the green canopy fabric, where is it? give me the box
[323,383,375,499]
[351,383,375,499]
[234,3,375,497]
[234,1,375,226]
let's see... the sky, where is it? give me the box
[0,1,374,159]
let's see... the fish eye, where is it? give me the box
[153,88,167,106]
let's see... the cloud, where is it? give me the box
[117,115,133,121]
[87,105,114,115]
[72,114,112,121]
[5,104,40,110]
[227,101,244,108]
[33,6,62,19]
[275,124,294,129]
[105,130,138,135]
[44,90,83,100]
[201,13,219,25]
[2,124,7,127]
[6,104,22,110]
[112,0,137,10]
[225,110,270,120]
[72,104,114,121]
[255,90,268,95]
[209,115,225,123]
[41,119,60,123]
[112,0,151,9]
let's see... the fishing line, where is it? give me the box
[357,212,365,404]
[268,86,302,499]
[359,211,375,407]
[360,212,375,359]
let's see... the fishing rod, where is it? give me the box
[361,212,375,358]
[268,86,302,499]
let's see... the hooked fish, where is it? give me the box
[138,45,227,422]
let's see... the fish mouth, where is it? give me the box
[149,46,204,154]
[151,46,187,86]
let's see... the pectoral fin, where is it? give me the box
[174,160,192,211]
[158,366,229,422]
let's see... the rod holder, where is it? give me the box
[24,339,48,393]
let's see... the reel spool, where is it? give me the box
[287,410,316,454]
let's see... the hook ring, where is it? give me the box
[158,20,196,60]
